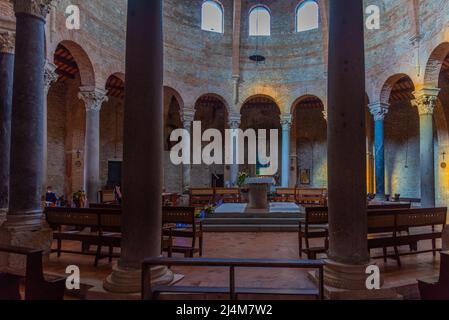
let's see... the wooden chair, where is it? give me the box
[298,206,329,259]
[0,245,66,300]
[162,206,203,258]
[418,251,449,300]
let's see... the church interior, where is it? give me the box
[1,0,449,302]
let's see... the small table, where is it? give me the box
[244,177,275,210]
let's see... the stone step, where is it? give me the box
[204,217,301,225]
[203,224,299,232]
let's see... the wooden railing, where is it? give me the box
[142,257,325,300]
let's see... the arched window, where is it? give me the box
[249,6,271,36]
[296,1,319,32]
[201,1,224,33]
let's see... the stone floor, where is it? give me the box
[43,232,441,300]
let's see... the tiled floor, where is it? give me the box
[44,232,441,299]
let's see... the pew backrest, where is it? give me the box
[162,206,196,225]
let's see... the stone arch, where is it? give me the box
[379,73,415,104]
[194,93,229,114]
[105,73,125,99]
[424,42,449,88]
[291,94,325,115]
[55,40,96,87]
[165,86,185,109]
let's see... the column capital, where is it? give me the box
[0,31,15,54]
[78,87,109,112]
[228,113,241,130]
[44,60,58,93]
[11,0,55,20]
[412,87,440,115]
[281,114,293,130]
[181,107,195,127]
[368,102,389,121]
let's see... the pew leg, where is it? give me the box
[298,234,303,258]
[94,245,102,267]
[394,246,402,268]
[57,239,62,258]
[109,246,113,263]
[383,247,387,263]
[432,239,437,257]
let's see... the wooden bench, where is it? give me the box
[418,251,449,300]
[214,188,241,203]
[45,207,122,266]
[368,207,447,267]
[189,188,215,208]
[142,257,325,300]
[162,206,203,258]
[98,189,116,204]
[0,245,66,300]
[296,188,327,206]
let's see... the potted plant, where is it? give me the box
[73,190,86,208]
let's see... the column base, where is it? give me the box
[0,218,53,269]
[324,259,380,290]
[309,259,400,300]
[373,194,386,202]
[104,264,176,294]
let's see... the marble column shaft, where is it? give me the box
[229,116,241,186]
[326,0,370,289]
[369,103,389,199]
[0,32,15,222]
[281,115,292,188]
[181,108,195,192]
[7,1,52,228]
[104,0,173,294]
[413,88,440,208]
[78,87,108,203]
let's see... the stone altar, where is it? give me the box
[244,177,275,210]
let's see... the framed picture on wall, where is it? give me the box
[300,169,311,185]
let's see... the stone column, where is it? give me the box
[0,1,54,259]
[104,0,174,293]
[181,107,195,192]
[229,114,241,186]
[369,102,389,200]
[0,31,15,225]
[43,60,58,192]
[281,114,292,187]
[78,87,108,204]
[413,88,440,208]
[325,0,371,290]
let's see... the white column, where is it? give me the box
[228,114,241,186]
[181,107,195,192]
[78,87,108,203]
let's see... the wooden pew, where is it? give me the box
[0,245,65,300]
[273,188,296,202]
[418,251,449,300]
[142,257,325,300]
[98,189,116,204]
[189,188,215,208]
[214,187,241,203]
[298,207,329,259]
[45,207,122,266]
[162,206,203,258]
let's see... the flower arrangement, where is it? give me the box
[237,171,249,188]
[72,190,86,208]
[204,204,215,215]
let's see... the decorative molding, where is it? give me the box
[228,113,241,130]
[368,102,390,121]
[0,31,15,54]
[322,110,328,122]
[78,87,109,112]
[412,88,440,116]
[44,60,58,93]
[11,0,54,20]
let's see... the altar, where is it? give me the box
[244,176,276,210]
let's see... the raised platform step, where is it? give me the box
[203,224,300,232]
[204,217,302,225]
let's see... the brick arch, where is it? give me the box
[194,93,230,114]
[291,94,325,114]
[165,86,185,110]
[379,73,415,104]
[105,73,125,99]
[424,42,449,88]
[56,40,95,87]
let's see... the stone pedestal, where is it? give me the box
[245,177,275,210]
